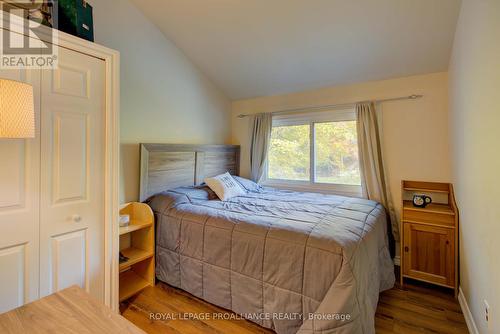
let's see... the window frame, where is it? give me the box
[264,108,363,197]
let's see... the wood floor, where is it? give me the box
[121,277,469,334]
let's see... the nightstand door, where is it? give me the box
[403,223,455,287]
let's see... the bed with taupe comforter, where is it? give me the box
[147,182,395,334]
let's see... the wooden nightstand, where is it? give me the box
[119,202,155,302]
[400,181,459,297]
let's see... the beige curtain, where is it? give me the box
[356,102,399,242]
[249,113,272,183]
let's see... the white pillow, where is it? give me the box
[204,172,245,201]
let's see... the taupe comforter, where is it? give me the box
[148,186,395,334]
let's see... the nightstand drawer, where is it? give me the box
[403,209,455,227]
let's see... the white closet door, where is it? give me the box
[0,68,41,313]
[39,46,106,301]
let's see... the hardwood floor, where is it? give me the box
[121,283,272,334]
[121,277,469,334]
[375,279,468,334]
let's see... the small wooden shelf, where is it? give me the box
[403,200,454,215]
[119,247,154,271]
[119,270,151,302]
[119,220,152,236]
[403,187,449,194]
[402,180,451,193]
[119,202,155,303]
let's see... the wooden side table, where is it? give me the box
[400,180,459,297]
[119,202,155,302]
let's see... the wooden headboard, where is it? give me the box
[139,144,240,201]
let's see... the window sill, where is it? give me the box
[263,180,363,198]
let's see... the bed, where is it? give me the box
[140,144,395,334]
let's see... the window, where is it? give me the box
[268,124,310,181]
[267,109,361,195]
[314,121,360,185]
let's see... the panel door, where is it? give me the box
[0,68,41,312]
[39,46,106,301]
[403,223,455,287]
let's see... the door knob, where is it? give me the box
[71,214,82,223]
[404,246,409,252]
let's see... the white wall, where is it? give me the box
[449,1,500,333]
[232,72,452,230]
[89,0,231,203]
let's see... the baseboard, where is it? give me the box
[393,255,400,266]
[458,286,479,334]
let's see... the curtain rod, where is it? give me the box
[236,94,423,118]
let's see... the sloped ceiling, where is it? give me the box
[131,0,461,100]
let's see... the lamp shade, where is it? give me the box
[0,79,35,138]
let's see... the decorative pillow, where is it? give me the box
[233,176,263,193]
[204,172,245,201]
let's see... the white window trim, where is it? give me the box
[263,108,363,197]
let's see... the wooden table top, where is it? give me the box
[0,286,145,334]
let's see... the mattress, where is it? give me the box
[147,185,395,334]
